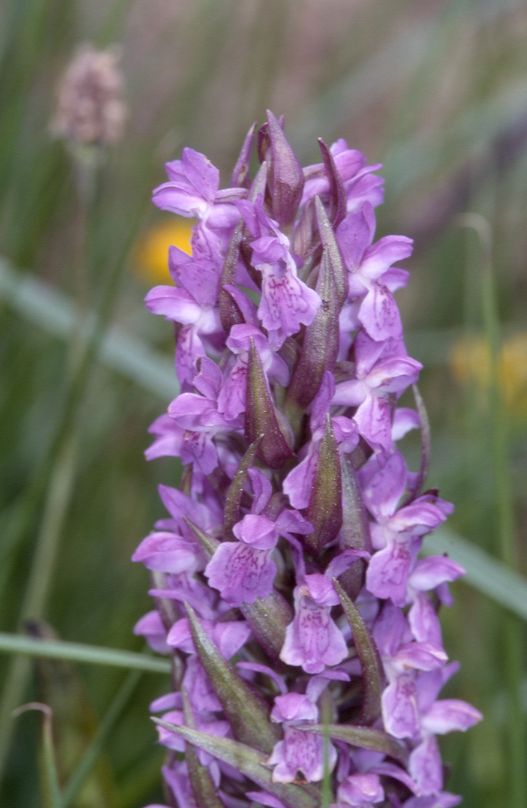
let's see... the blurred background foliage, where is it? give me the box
[1,0,526,806]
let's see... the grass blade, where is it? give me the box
[0,633,170,674]
[0,257,177,400]
[60,670,142,807]
[426,530,527,621]
[12,703,62,808]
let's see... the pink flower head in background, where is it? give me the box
[52,43,126,147]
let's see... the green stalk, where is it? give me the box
[0,434,77,778]
[481,230,525,808]
[0,634,170,673]
[320,691,333,808]
[13,702,63,808]
[60,670,142,807]
[0,179,148,787]
[460,214,526,807]
[0,152,98,782]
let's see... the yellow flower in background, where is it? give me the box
[450,332,527,417]
[135,218,194,284]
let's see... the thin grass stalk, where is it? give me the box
[0,188,147,787]
[460,213,526,807]
[60,669,142,807]
[0,633,171,673]
[320,693,332,808]
[12,703,63,808]
[479,225,526,808]
[0,150,102,780]
[0,434,77,779]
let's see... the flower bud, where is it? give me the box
[245,340,293,468]
[315,196,347,306]
[231,122,256,188]
[287,245,340,408]
[318,138,346,228]
[266,110,304,226]
[306,417,342,553]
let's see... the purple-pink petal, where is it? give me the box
[271,693,318,723]
[280,584,348,674]
[268,727,335,784]
[408,735,443,796]
[204,541,277,606]
[422,699,483,735]
[410,556,465,591]
[382,674,420,738]
[232,513,278,549]
[359,284,403,342]
[367,539,417,605]
[336,773,384,805]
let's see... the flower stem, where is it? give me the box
[461,213,526,807]
[0,188,147,789]
[0,433,77,780]
[482,239,526,808]
[60,669,142,807]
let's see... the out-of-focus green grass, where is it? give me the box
[1,0,526,805]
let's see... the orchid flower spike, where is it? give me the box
[134,116,481,808]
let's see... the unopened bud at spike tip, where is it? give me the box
[266,109,305,226]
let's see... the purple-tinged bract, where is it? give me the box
[135,115,481,808]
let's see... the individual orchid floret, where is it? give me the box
[145,237,225,384]
[241,197,321,348]
[280,574,348,674]
[145,412,219,474]
[135,113,481,807]
[302,140,384,213]
[266,109,305,226]
[133,610,170,655]
[132,530,205,577]
[153,147,244,236]
[217,323,290,419]
[407,557,465,646]
[337,215,414,343]
[333,772,384,807]
[268,692,337,783]
[205,513,280,606]
[334,333,422,451]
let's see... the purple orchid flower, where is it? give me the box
[333,772,384,807]
[268,692,337,783]
[280,574,348,674]
[134,115,481,806]
[153,147,244,238]
[240,197,321,348]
